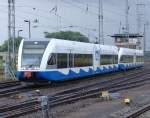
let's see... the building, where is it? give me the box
[111,33,143,49]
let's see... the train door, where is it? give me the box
[68,50,74,68]
[93,47,100,70]
[133,53,136,63]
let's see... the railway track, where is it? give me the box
[0,68,144,98]
[0,85,27,98]
[48,72,150,107]
[0,80,23,97]
[125,104,150,118]
[0,68,150,118]
[0,80,20,89]
[0,84,49,98]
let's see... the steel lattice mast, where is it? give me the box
[8,0,16,67]
[136,0,145,49]
[125,0,129,48]
[98,0,104,45]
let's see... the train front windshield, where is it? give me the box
[21,41,48,69]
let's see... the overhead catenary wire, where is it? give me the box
[0,0,143,47]
[64,0,135,21]
[69,0,126,16]
[0,3,128,26]
[61,0,119,23]
[0,1,128,33]
[0,1,142,26]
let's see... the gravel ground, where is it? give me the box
[138,111,150,118]
[0,66,149,118]
[18,83,150,118]
[0,69,139,106]
[48,84,150,118]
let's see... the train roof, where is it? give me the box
[119,47,143,56]
[50,38,95,54]
[22,38,143,55]
[49,38,119,54]
[23,38,51,41]
[136,50,144,56]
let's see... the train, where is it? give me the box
[16,38,144,83]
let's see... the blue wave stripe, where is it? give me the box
[16,64,143,82]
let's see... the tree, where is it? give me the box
[0,37,22,52]
[44,31,89,43]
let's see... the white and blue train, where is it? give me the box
[16,38,144,83]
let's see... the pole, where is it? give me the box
[144,22,149,52]
[24,20,31,39]
[18,31,19,38]
[143,23,146,62]
[29,20,31,38]
[144,24,146,52]
[7,0,11,80]
[8,0,11,66]
[8,0,16,80]
[136,0,145,49]
[119,21,122,33]
[98,0,104,45]
[126,0,129,48]
[143,22,149,62]
[98,0,101,45]
[101,0,104,45]
[18,30,23,38]
[12,0,16,70]
[38,96,49,118]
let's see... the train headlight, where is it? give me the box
[22,66,39,70]
[33,66,40,70]
[22,66,26,70]
[34,41,38,45]
[22,66,28,70]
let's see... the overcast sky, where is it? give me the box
[0,0,150,50]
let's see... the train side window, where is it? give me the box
[74,54,81,67]
[120,55,133,63]
[47,54,57,69]
[57,53,67,68]
[47,54,56,65]
[74,54,92,67]
[101,55,113,65]
[85,54,93,66]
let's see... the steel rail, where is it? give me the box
[125,104,150,118]
[1,78,149,118]
[0,69,150,118]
